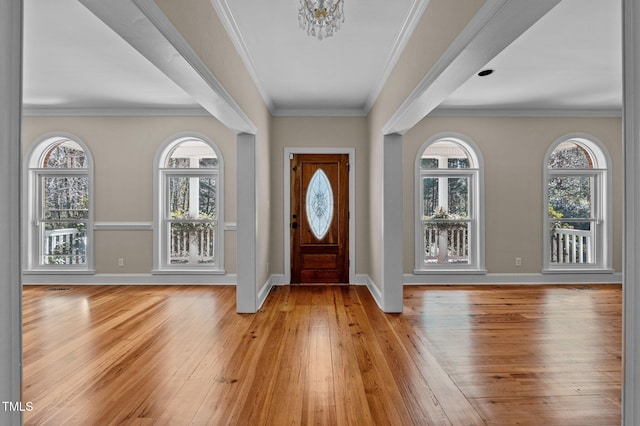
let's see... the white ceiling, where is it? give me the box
[22,0,622,116]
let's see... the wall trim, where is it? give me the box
[257,275,275,310]
[22,273,237,285]
[22,106,209,117]
[430,107,623,118]
[403,272,622,285]
[94,222,153,231]
[363,275,384,310]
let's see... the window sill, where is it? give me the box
[23,269,96,275]
[413,268,487,275]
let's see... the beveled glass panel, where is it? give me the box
[306,169,333,240]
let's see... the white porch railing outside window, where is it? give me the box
[44,227,86,265]
[551,228,593,264]
[423,223,469,264]
[169,227,215,264]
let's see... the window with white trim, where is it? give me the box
[543,136,611,272]
[415,136,484,273]
[155,136,224,272]
[25,136,93,271]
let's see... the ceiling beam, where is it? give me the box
[79,0,256,135]
[383,0,561,135]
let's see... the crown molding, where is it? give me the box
[364,0,431,113]
[210,0,275,113]
[383,0,562,135]
[430,107,623,118]
[272,107,367,117]
[79,0,256,134]
[22,106,209,117]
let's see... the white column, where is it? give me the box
[624,0,640,423]
[236,133,257,313]
[0,0,23,424]
[382,134,403,313]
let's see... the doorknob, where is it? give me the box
[291,222,298,229]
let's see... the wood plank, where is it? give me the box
[22,284,622,425]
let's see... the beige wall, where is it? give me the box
[403,115,623,274]
[155,0,273,290]
[22,115,238,275]
[367,0,486,288]
[270,116,370,277]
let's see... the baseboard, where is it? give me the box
[403,272,622,285]
[363,275,384,310]
[257,275,276,310]
[22,273,237,285]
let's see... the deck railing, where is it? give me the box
[424,224,469,264]
[44,227,86,265]
[551,228,593,264]
[170,227,215,264]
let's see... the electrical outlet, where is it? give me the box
[118,258,124,267]
[515,257,522,267]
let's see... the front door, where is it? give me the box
[290,154,349,283]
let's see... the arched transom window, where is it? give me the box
[155,136,224,272]
[25,135,93,271]
[415,136,484,273]
[544,136,611,271]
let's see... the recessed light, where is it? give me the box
[478,69,494,77]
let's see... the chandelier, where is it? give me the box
[298,0,345,40]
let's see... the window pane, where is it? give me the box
[421,158,439,169]
[423,221,469,264]
[421,140,471,169]
[169,176,217,218]
[166,140,217,168]
[41,222,87,265]
[422,177,439,217]
[43,141,87,168]
[306,169,333,240]
[549,222,594,264]
[548,176,592,219]
[549,141,592,169]
[169,222,215,264]
[448,177,468,217]
[41,176,89,220]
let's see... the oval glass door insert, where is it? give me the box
[306,169,333,240]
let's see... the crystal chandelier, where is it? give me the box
[298,0,345,40]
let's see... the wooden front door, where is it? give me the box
[290,154,349,283]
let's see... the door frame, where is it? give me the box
[284,147,355,284]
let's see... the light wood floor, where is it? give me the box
[22,284,621,425]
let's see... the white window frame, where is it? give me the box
[414,134,485,274]
[23,133,95,274]
[153,133,224,274]
[542,134,613,273]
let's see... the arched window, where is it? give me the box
[154,135,224,272]
[415,135,484,272]
[543,135,612,271]
[25,134,94,271]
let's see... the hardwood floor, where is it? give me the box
[22,284,621,425]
